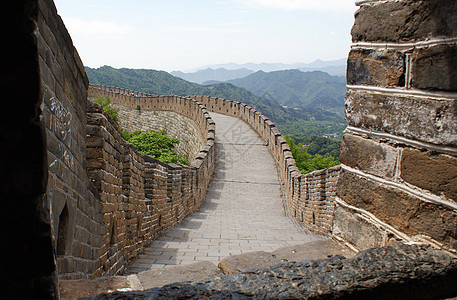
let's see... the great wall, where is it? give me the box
[3,0,457,298]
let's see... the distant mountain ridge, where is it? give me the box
[187,59,347,76]
[170,68,254,84]
[205,69,346,112]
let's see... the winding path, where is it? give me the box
[125,113,323,273]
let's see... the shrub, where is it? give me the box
[122,129,190,165]
[94,96,118,122]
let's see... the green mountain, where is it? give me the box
[86,66,208,96]
[210,69,346,112]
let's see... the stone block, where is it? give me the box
[401,148,457,202]
[340,133,399,179]
[92,244,457,300]
[59,276,132,299]
[218,251,283,275]
[337,169,457,249]
[333,205,385,250]
[347,49,405,87]
[218,240,354,275]
[345,90,457,146]
[411,44,457,92]
[352,0,457,42]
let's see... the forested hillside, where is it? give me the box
[215,69,346,112]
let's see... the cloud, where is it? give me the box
[232,0,356,11]
[63,18,131,37]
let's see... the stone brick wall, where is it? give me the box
[35,0,215,280]
[87,85,212,163]
[335,0,457,253]
[84,85,215,277]
[189,96,341,235]
[37,0,106,279]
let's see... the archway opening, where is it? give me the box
[56,204,69,256]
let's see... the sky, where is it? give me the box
[53,0,358,72]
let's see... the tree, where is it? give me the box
[285,135,339,174]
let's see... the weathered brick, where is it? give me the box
[333,205,385,251]
[337,169,457,249]
[340,134,399,179]
[347,49,405,87]
[411,44,457,92]
[352,0,457,42]
[401,148,457,202]
[345,90,457,147]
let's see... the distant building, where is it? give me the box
[323,133,338,139]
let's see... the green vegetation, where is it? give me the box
[302,135,342,158]
[122,129,190,165]
[277,120,346,142]
[276,119,345,163]
[94,96,118,121]
[285,135,340,174]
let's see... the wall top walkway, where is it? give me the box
[125,112,325,273]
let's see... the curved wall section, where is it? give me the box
[189,95,340,236]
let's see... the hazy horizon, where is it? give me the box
[87,57,348,73]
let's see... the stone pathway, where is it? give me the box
[125,113,323,274]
